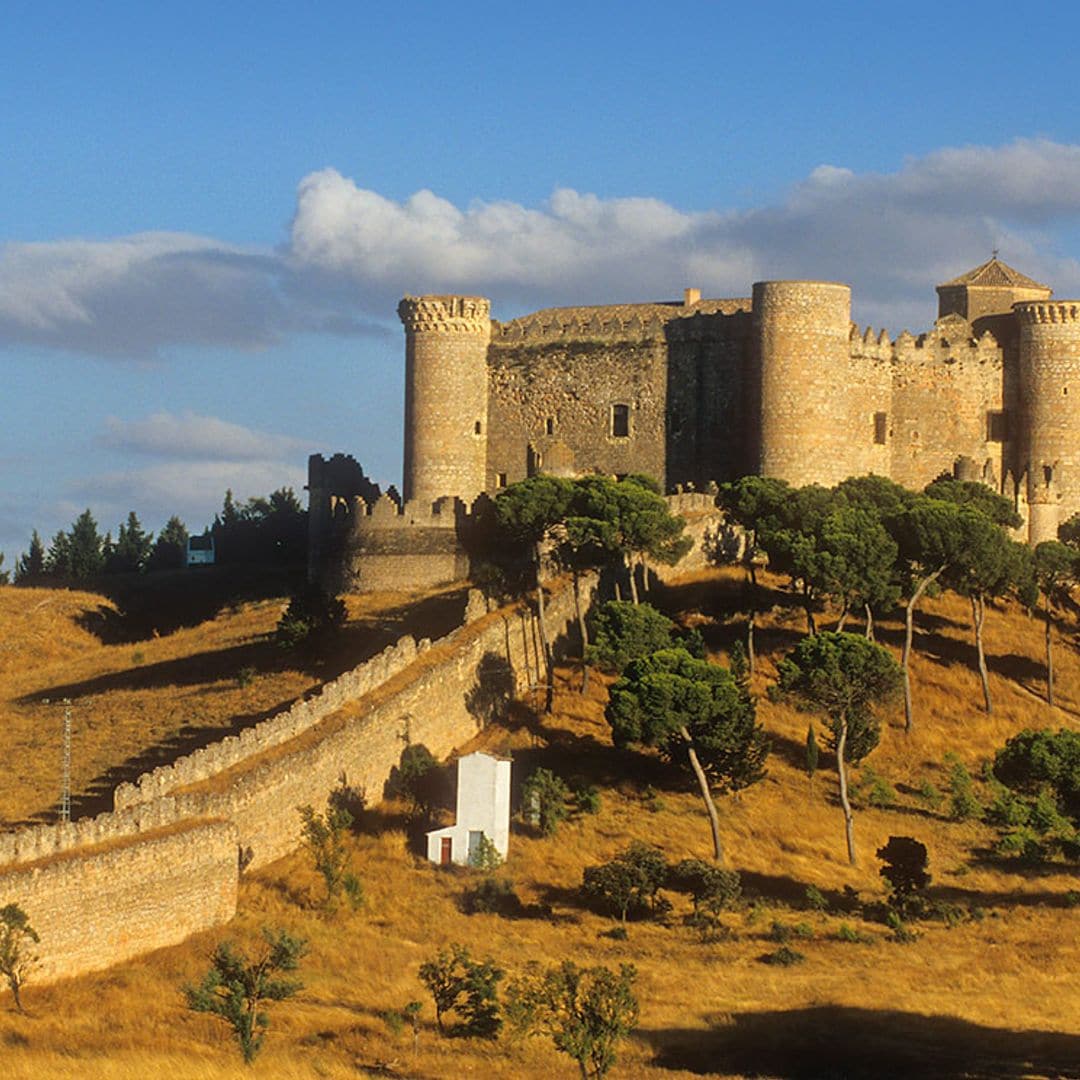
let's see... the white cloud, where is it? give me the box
[101,411,310,462]
[4,138,1080,357]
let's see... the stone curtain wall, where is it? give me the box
[0,578,591,982]
[0,818,237,982]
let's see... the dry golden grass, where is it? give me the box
[0,569,1078,1077]
[0,582,466,826]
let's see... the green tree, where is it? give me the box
[395,743,444,823]
[14,530,45,583]
[994,728,1080,825]
[889,497,973,731]
[777,632,903,865]
[718,474,797,670]
[944,515,1031,714]
[67,509,105,579]
[0,903,39,1014]
[876,836,931,911]
[146,515,189,571]
[607,649,768,861]
[494,475,575,711]
[0,553,8,586]
[923,477,1023,529]
[275,586,346,649]
[582,843,669,923]
[108,510,153,573]
[587,600,676,674]
[1033,541,1080,707]
[298,803,362,910]
[184,928,306,1063]
[507,961,639,1079]
[522,767,571,836]
[44,528,71,577]
[418,944,503,1038]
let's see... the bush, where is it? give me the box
[522,768,570,836]
[586,601,676,673]
[945,754,981,821]
[768,920,814,944]
[916,780,945,812]
[298,802,363,910]
[184,928,306,1063]
[418,944,503,1038]
[572,780,602,816]
[860,766,897,808]
[275,587,346,649]
[468,833,503,872]
[0,904,39,1014]
[886,911,917,944]
[507,961,639,1079]
[876,836,931,909]
[835,922,872,944]
[759,945,805,966]
[804,886,828,913]
[582,843,668,923]
[394,744,444,822]
[462,877,522,917]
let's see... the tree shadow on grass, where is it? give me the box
[641,1005,1080,1078]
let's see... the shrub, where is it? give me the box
[298,802,363,910]
[759,946,805,966]
[461,877,522,917]
[885,911,917,944]
[507,961,639,1079]
[835,922,872,944]
[394,744,444,822]
[768,920,814,943]
[945,754,981,821]
[582,843,668,923]
[0,904,39,1014]
[418,944,503,1038]
[572,780,602,816]
[916,780,944,812]
[804,886,828,913]
[861,766,898,808]
[184,928,306,1063]
[275,587,346,649]
[522,768,570,836]
[468,833,503,872]
[876,836,931,909]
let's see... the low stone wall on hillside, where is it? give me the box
[0,577,592,984]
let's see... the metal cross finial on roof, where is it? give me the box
[992,247,999,260]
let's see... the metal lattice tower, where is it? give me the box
[60,698,72,823]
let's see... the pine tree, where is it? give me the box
[147,516,189,571]
[109,511,153,573]
[14,530,45,582]
[67,510,104,579]
[45,529,72,577]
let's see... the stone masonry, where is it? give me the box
[309,258,1080,593]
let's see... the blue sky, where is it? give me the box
[3,0,1080,564]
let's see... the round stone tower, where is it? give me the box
[398,295,491,507]
[1015,299,1080,543]
[753,280,853,486]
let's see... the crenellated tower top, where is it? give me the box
[397,295,491,335]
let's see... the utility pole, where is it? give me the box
[61,698,72,823]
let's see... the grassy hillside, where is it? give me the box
[0,569,1077,1078]
[0,581,468,825]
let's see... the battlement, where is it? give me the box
[398,295,491,334]
[493,298,750,346]
[1014,300,1080,325]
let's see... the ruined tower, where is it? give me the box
[1015,299,1080,543]
[398,295,491,507]
[753,280,854,486]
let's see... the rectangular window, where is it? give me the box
[873,412,887,445]
[611,403,630,438]
[987,410,1008,442]
[545,417,554,436]
[496,472,507,488]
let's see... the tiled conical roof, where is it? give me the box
[939,257,1049,291]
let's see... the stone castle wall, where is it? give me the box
[0,578,590,982]
[1017,301,1080,542]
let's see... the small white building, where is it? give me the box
[426,752,511,867]
[186,532,215,566]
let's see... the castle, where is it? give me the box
[309,258,1080,590]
